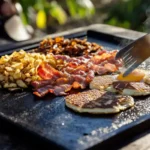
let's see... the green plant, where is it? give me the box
[19,0,95,29]
[104,0,150,31]
[66,0,95,19]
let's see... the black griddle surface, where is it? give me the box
[0,30,150,150]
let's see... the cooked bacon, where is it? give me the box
[33,91,48,97]
[38,62,61,80]
[67,62,78,68]
[97,50,106,55]
[31,80,55,89]
[56,77,69,85]
[54,55,70,61]
[71,74,85,82]
[104,63,118,72]
[71,75,88,89]
[72,81,81,89]
[95,66,108,75]
[33,85,53,97]
[72,65,88,74]
[34,84,72,97]
[49,84,72,96]
[32,48,122,97]
[62,66,75,74]
[91,52,113,64]
[86,70,95,82]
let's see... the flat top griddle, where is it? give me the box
[0,30,150,150]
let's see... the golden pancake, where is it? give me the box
[107,81,150,96]
[65,89,134,114]
[143,73,150,85]
[89,75,117,90]
[89,69,147,91]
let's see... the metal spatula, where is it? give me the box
[115,33,150,77]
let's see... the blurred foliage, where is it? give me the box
[19,0,95,30]
[104,0,150,31]
[19,0,150,32]
[66,0,95,19]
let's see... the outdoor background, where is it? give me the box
[18,0,150,36]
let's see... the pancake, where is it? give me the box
[65,89,134,114]
[107,81,150,96]
[143,73,150,85]
[90,75,117,90]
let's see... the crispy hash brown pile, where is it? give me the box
[0,37,122,97]
[37,37,103,56]
[0,50,56,89]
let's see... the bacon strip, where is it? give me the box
[38,63,61,80]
